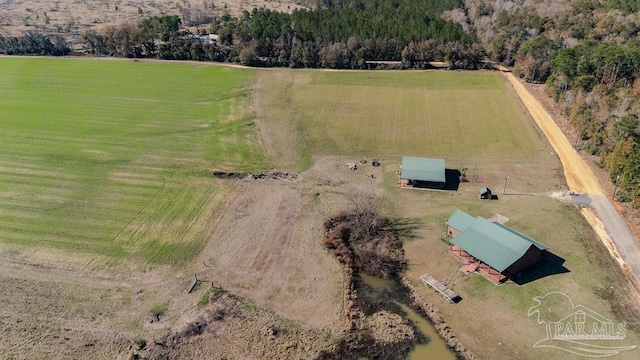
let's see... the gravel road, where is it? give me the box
[503,70,640,284]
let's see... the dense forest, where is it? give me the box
[0,0,482,69]
[457,0,640,207]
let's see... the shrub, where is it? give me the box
[150,302,169,321]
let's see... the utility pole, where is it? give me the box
[503,175,509,195]
[612,168,622,200]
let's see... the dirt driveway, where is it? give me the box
[503,70,640,284]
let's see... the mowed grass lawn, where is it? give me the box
[0,58,268,267]
[256,70,546,170]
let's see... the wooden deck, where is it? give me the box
[420,273,460,303]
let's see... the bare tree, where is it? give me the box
[345,191,381,237]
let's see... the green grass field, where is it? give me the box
[3,59,639,359]
[257,70,546,170]
[0,58,269,267]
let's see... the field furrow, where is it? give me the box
[0,58,268,269]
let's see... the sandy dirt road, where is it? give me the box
[503,70,640,284]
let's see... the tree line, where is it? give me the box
[4,0,481,70]
[0,32,70,56]
[463,0,640,207]
[548,42,640,205]
[77,1,482,69]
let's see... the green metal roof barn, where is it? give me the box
[399,157,446,187]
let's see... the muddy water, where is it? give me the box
[360,273,456,360]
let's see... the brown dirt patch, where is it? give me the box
[196,156,386,331]
[0,273,137,359]
[140,290,335,360]
[0,148,384,358]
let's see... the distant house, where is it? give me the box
[479,187,492,199]
[189,34,219,44]
[447,209,548,283]
[399,157,446,189]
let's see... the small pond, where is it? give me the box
[360,273,456,360]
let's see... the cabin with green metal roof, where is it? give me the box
[447,209,548,283]
[399,157,446,189]
[446,209,475,237]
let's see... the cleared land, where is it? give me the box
[0,58,343,359]
[0,58,268,269]
[2,62,640,359]
[254,70,546,171]
[254,69,640,360]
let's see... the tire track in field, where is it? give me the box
[149,182,213,265]
[81,176,166,271]
[502,69,640,284]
